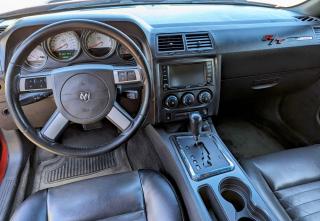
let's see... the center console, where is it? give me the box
[152,51,274,220]
[156,57,220,123]
[145,116,278,221]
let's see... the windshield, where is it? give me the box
[0,0,308,17]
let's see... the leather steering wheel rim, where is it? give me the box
[5,19,151,157]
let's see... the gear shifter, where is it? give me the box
[189,112,202,145]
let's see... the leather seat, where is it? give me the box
[11,170,183,221]
[242,145,320,221]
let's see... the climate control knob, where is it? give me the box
[182,93,195,106]
[164,95,179,108]
[198,91,212,104]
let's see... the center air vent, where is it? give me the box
[185,33,213,50]
[313,27,320,40]
[157,34,184,52]
[295,16,320,22]
[0,26,7,35]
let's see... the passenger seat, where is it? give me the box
[242,145,320,221]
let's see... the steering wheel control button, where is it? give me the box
[59,73,110,123]
[127,71,137,81]
[113,69,141,84]
[25,77,47,90]
[198,91,212,104]
[165,95,178,108]
[182,93,195,106]
[118,71,128,82]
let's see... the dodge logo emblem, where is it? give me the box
[79,91,91,102]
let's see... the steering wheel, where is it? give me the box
[5,20,151,157]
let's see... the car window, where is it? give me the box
[248,0,307,7]
[0,0,310,16]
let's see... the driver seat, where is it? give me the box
[10,170,183,221]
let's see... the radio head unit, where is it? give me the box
[161,60,213,90]
[157,57,221,123]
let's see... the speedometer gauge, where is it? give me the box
[24,45,47,70]
[83,31,116,59]
[46,31,80,61]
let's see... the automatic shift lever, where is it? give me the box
[189,112,202,145]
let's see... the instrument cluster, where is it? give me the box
[23,30,135,71]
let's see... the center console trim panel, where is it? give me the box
[155,56,221,123]
[172,134,234,181]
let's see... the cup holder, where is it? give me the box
[219,177,270,221]
[221,189,245,212]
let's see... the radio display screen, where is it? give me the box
[168,63,206,88]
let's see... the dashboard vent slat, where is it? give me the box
[157,34,184,52]
[0,26,8,35]
[295,16,320,23]
[313,27,320,40]
[185,33,213,50]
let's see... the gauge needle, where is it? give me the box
[55,43,68,51]
[89,41,103,48]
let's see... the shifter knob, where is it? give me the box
[189,112,202,145]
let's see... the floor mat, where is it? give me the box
[32,146,131,192]
[216,117,284,159]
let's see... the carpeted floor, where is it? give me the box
[216,117,284,160]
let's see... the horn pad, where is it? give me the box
[59,73,111,124]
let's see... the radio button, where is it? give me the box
[165,95,179,108]
[182,93,195,106]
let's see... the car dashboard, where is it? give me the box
[0,4,320,129]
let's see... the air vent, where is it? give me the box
[0,26,7,35]
[157,34,184,52]
[295,16,320,22]
[313,27,320,40]
[185,33,213,50]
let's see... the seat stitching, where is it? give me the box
[293,210,320,221]
[276,186,320,201]
[46,189,49,221]
[158,172,185,221]
[137,171,147,219]
[95,209,145,221]
[286,198,320,211]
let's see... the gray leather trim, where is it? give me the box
[139,170,183,221]
[10,170,182,221]
[242,145,320,221]
[10,191,48,221]
[242,159,292,221]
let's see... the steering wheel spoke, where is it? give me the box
[113,67,143,85]
[106,102,133,132]
[41,110,69,141]
[19,73,53,93]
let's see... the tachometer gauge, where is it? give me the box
[24,45,47,70]
[117,44,134,61]
[83,31,116,59]
[46,31,80,61]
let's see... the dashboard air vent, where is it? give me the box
[0,26,7,35]
[313,27,320,40]
[295,16,320,22]
[185,33,213,50]
[157,34,184,52]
